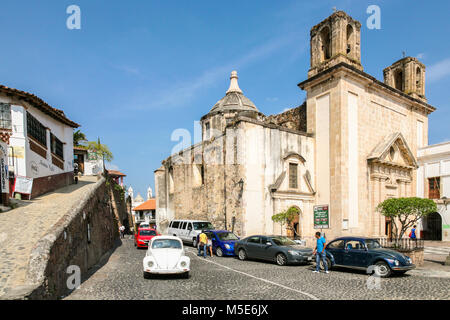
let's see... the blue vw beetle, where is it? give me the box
[196,230,240,257]
[322,237,415,277]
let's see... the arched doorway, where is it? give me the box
[286,207,301,240]
[423,212,442,241]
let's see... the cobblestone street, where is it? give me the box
[65,237,450,300]
[0,176,98,297]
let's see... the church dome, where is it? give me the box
[209,71,259,113]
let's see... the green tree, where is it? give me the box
[377,197,436,241]
[73,130,87,147]
[271,207,300,237]
[87,140,114,162]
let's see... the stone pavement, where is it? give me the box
[0,176,98,297]
[65,237,450,300]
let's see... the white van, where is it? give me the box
[167,220,214,247]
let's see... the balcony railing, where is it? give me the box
[377,237,424,251]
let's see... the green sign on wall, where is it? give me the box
[314,205,329,229]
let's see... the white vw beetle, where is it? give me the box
[143,236,190,279]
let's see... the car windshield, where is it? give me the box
[216,232,239,241]
[140,230,156,236]
[365,239,382,249]
[193,222,214,230]
[271,236,297,246]
[151,239,182,249]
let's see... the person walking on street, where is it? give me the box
[119,225,125,239]
[198,231,208,258]
[409,225,417,239]
[313,232,329,274]
[207,236,213,257]
[409,225,418,247]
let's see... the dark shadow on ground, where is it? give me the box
[61,238,123,299]
[306,264,412,278]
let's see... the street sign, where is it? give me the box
[314,205,329,229]
[14,176,33,195]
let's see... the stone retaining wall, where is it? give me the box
[18,176,119,299]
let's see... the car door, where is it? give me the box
[259,236,277,261]
[343,240,368,268]
[179,222,188,241]
[326,240,345,265]
[245,236,262,258]
[185,222,194,243]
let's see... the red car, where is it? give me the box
[134,228,159,248]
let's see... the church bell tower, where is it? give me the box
[308,11,363,78]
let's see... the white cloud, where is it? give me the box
[427,58,450,83]
[416,53,425,59]
[140,32,303,110]
[114,65,140,75]
[105,163,120,171]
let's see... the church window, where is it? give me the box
[169,166,174,193]
[193,164,204,187]
[389,146,395,161]
[205,122,210,140]
[346,24,354,54]
[289,163,298,189]
[394,70,403,91]
[320,27,331,61]
[416,67,422,92]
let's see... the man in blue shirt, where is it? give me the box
[313,232,329,273]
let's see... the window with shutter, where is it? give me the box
[289,163,298,189]
[428,177,440,199]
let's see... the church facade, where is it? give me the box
[154,11,436,245]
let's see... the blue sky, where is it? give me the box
[0,0,449,197]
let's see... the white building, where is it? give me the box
[417,141,450,241]
[0,84,79,202]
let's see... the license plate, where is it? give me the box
[307,257,312,261]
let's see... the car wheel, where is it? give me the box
[143,272,151,279]
[276,253,288,266]
[216,247,224,257]
[238,249,247,261]
[326,257,332,270]
[192,238,198,248]
[374,261,392,278]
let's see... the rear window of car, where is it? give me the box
[217,232,239,241]
[193,222,214,230]
[140,230,156,236]
[152,239,182,249]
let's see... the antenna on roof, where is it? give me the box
[332,7,337,12]
[402,51,406,58]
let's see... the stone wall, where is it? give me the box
[30,171,74,199]
[23,176,120,299]
[265,103,307,132]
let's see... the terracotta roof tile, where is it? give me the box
[0,84,80,128]
[134,199,156,211]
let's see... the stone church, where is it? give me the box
[154,11,435,245]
